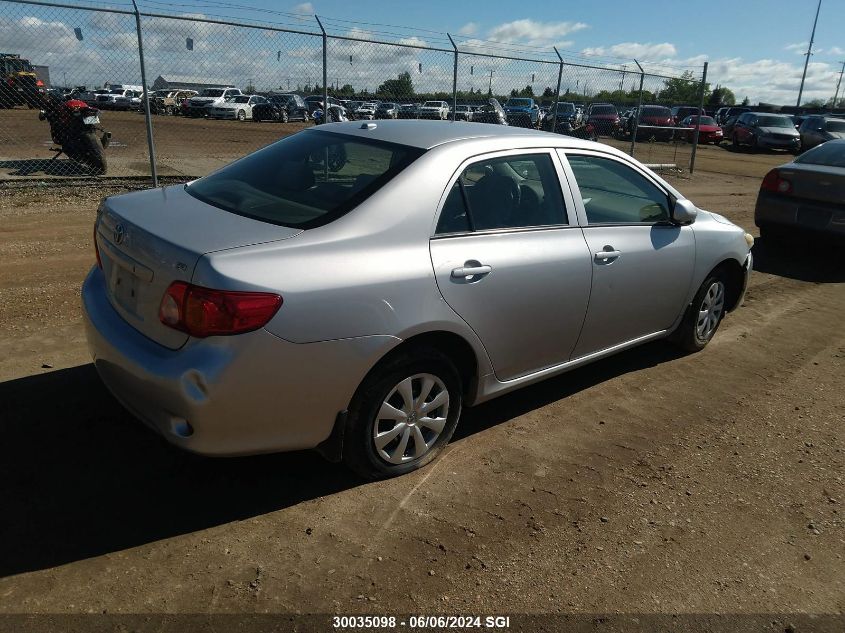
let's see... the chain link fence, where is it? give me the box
[0,0,707,184]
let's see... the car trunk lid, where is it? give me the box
[781,164,845,206]
[96,185,302,349]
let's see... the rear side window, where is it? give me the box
[435,153,568,234]
[187,131,424,228]
[567,154,670,224]
[794,142,845,167]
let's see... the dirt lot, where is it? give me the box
[0,139,843,625]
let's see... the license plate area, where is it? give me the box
[83,115,100,125]
[110,262,141,314]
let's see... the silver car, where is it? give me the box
[82,121,753,479]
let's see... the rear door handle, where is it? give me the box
[451,265,492,278]
[594,250,621,261]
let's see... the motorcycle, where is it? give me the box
[38,95,111,174]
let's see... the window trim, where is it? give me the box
[430,148,577,239]
[557,149,676,228]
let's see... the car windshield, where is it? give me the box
[642,106,671,117]
[825,119,845,132]
[378,103,395,109]
[688,116,716,125]
[186,131,425,229]
[200,89,225,97]
[794,141,845,167]
[109,89,124,94]
[557,103,575,113]
[591,105,616,115]
[757,115,793,128]
[422,102,442,107]
[270,96,290,103]
[506,99,532,107]
[230,96,250,103]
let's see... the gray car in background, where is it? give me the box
[82,121,753,479]
[798,115,845,151]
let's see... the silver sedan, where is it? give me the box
[83,121,753,479]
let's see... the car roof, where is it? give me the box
[308,119,612,151]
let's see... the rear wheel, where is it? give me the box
[237,109,246,121]
[66,131,107,175]
[343,349,462,480]
[671,273,727,353]
[280,109,289,123]
[732,133,742,151]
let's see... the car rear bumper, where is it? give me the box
[755,191,845,237]
[82,266,397,456]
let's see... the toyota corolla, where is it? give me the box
[83,120,753,479]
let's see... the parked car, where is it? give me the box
[721,114,740,140]
[149,90,197,115]
[627,105,674,141]
[398,103,419,119]
[798,115,845,151]
[470,98,508,125]
[755,139,844,242]
[585,103,620,136]
[671,106,706,126]
[542,101,579,133]
[186,87,242,117]
[679,115,723,144]
[731,112,800,153]
[789,114,808,130]
[503,97,541,128]
[717,106,750,125]
[304,94,342,114]
[252,94,310,123]
[84,120,752,479]
[208,94,267,121]
[714,107,731,125]
[80,89,110,107]
[418,100,449,120]
[95,88,141,110]
[376,102,399,119]
[450,104,474,122]
[355,102,377,119]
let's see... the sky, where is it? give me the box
[3,0,844,104]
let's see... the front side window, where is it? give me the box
[187,131,424,229]
[435,153,568,234]
[566,154,670,224]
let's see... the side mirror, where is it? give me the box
[671,198,698,225]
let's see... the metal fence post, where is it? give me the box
[315,15,328,122]
[689,61,709,175]
[552,47,564,121]
[447,34,458,122]
[131,0,157,186]
[630,59,644,157]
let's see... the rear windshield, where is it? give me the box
[826,119,845,132]
[794,142,845,167]
[641,106,671,117]
[423,101,443,107]
[757,115,793,128]
[200,89,224,97]
[687,116,716,125]
[506,99,532,107]
[186,131,425,229]
[557,103,575,113]
[591,105,616,115]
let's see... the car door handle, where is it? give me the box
[451,265,492,278]
[594,250,622,261]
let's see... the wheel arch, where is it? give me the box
[709,257,746,312]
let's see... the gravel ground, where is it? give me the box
[0,148,842,625]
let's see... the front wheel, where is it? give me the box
[343,349,462,480]
[237,109,246,121]
[671,274,727,353]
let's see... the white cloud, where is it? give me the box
[486,19,587,47]
[582,42,677,61]
[291,2,314,14]
[828,46,845,56]
[457,22,478,36]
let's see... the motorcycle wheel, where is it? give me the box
[66,131,107,175]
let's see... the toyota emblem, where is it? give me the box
[113,223,126,245]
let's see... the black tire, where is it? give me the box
[671,272,727,353]
[343,348,463,480]
[280,109,289,123]
[66,131,107,175]
[237,109,246,121]
[732,133,742,151]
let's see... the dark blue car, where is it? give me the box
[503,97,541,128]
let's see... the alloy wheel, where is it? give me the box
[696,280,725,340]
[372,373,449,465]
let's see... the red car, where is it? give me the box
[679,115,724,144]
[628,105,674,141]
[586,103,620,136]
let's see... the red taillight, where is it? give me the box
[159,281,282,338]
[761,169,792,195]
[94,225,102,269]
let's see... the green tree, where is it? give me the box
[660,70,709,105]
[542,86,555,99]
[708,86,735,106]
[377,71,414,99]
